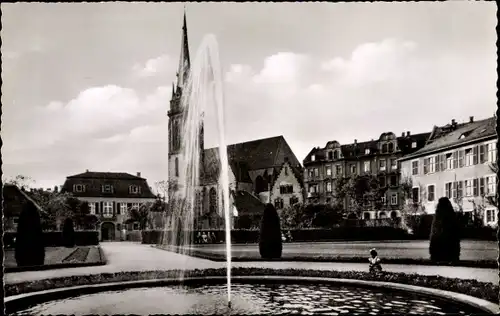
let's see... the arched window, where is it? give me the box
[363,212,371,220]
[381,144,388,153]
[390,211,398,219]
[209,187,217,213]
[175,157,179,177]
[196,191,202,215]
[333,150,339,159]
[202,187,208,213]
[274,198,283,209]
[388,143,394,153]
[379,212,387,219]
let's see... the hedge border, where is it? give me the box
[4,247,107,273]
[4,267,498,305]
[156,245,499,269]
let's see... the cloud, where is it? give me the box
[132,54,173,78]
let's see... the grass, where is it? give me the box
[5,267,498,305]
[156,245,499,269]
[4,246,106,272]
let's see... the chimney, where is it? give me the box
[137,172,141,177]
[354,139,357,144]
[401,132,405,137]
[451,119,456,125]
[86,169,89,172]
[406,131,410,137]
[469,116,474,123]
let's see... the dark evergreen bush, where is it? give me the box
[429,197,461,262]
[62,217,76,248]
[15,202,45,267]
[259,203,283,259]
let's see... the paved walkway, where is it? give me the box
[5,242,498,285]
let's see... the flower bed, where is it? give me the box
[5,267,498,304]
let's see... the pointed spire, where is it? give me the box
[176,9,191,89]
[172,82,175,97]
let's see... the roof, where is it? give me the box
[304,132,431,164]
[62,171,156,199]
[3,184,46,217]
[232,190,265,216]
[270,160,304,189]
[400,116,496,161]
[201,135,301,185]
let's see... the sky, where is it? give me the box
[1,2,497,191]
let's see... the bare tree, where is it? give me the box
[5,175,35,190]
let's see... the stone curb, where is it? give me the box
[5,275,499,314]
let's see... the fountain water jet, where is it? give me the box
[166,33,232,308]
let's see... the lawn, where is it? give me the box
[5,246,105,271]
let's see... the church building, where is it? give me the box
[167,12,305,229]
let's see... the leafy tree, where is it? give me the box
[62,217,76,247]
[15,202,45,267]
[5,175,35,191]
[334,174,387,217]
[429,197,461,263]
[155,180,169,201]
[400,177,427,233]
[259,203,282,259]
[127,203,154,230]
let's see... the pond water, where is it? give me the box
[12,283,482,315]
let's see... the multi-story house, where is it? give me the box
[61,171,157,241]
[303,131,430,220]
[270,158,305,210]
[399,116,497,226]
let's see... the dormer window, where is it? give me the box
[311,155,316,162]
[333,151,339,159]
[328,151,333,160]
[102,184,113,193]
[411,142,417,148]
[459,134,466,140]
[73,184,85,193]
[129,185,140,194]
[388,143,394,152]
[365,149,370,155]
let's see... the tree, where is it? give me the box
[259,203,283,259]
[62,217,76,248]
[5,175,35,191]
[429,197,461,263]
[15,201,45,267]
[127,203,153,230]
[155,180,169,201]
[334,174,387,217]
[400,176,427,233]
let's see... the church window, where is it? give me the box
[175,158,179,177]
[209,187,217,213]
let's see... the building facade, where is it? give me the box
[400,116,498,226]
[61,171,157,241]
[303,131,430,220]
[167,13,305,229]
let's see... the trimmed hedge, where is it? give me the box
[142,227,414,244]
[4,267,498,305]
[3,231,99,248]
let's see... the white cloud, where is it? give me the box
[252,52,308,85]
[132,54,173,77]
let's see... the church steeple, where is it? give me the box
[176,9,191,91]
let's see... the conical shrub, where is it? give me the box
[62,217,76,248]
[15,202,45,267]
[429,197,461,263]
[259,203,283,259]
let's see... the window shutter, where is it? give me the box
[436,155,442,172]
[473,146,479,165]
[117,203,121,215]
[423,158,428,174]
[479,178,485,196]
[473,179,479,196]
[479,145,486,163]
[457,181,463,198]
[453,152,459,168]
[112,201,116,215]
[459,150,465,168]
[440,154,446,171]
[101,185,104,193]
[100,202,104,215]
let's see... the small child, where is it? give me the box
[369,248,383,273]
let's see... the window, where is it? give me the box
[103,202,113,218]
[175,157,179,177]
[120,203,127,215]
[328,151,333,160]
[132,203,140,210]
[412,161,419,175]
[365,149,370,155]
[326,166,332,176]
[488,142,497,163]
[446,153,453,170]
[334,151,339,159]
[382,144,388,153]
[129,185,140,194]
[452,182,457,199]
[465,148,474,166]
[274,198,284,209]
[456,181,463,199]
[390,194,398,205]
[73,184,85,193]
[479,145,486,163]
[486,209,496,223]
[364,161,371,172]
[326,182,332,192]
[390,175,397,187]
[391,158,397,170]
[379,176,386,188]
[280,184,293,194]
[308,169,314,178]
[411,142,417,148]
[412,187,419,203]
[308,184,318,193]
[445,182,452,199]
[336,165,342,176]
[423,158,429,174]
[350,165,356,174]
[464,180,473,196]
[311,155,316,162]
[284,167,289,176]
[458,150,465,168]
[290,196,299,205]
[89,202,96,215]
[379,159,386,171]
[429,156,436,173]
[427,185,435,202]
[133,223,139,231]
[381,196,387,205]
[209,188,217,213]
[486,176,496,195]
[103,185,113,193]
[388,143,394,152]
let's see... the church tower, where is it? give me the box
[168,11,205,198]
